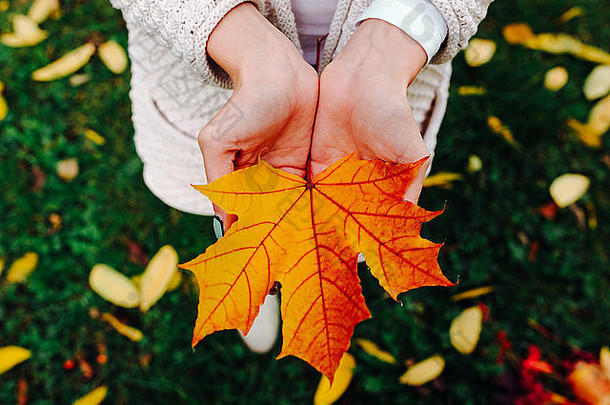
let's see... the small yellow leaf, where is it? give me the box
[27,0,60,24]
[56,158,79,181]
[464,39,496,67]
[84,129,105,145]
[98,40,128,74]
[6,252,38,283]
[549,174,590,208]
[449,306,483,355]
[72,386,108,405]
[399,355,445,386]
[0,257,5,277]
[32,43,96,81]
[487,115,519,147]
[588,94,610,135]
[451,286,495,302]
[139,245,178,312]
[0,94,7,121]
[69,73,90,87]
[0,15,47,47]
[355,338,396,364]
[0,1,9,12]
[467,155,483,173]
[101,313,143,342]
[544,66,568,91]
[583,65,610,101]
[457,86,486,96]
[567,119,603,149]
[524,33,610,64]
[558,6,584,24]
[502,23,535,45]
[89,264,140,308]
[313,353,355,405]
[0,346,31,375]
[423,172,463,188]
[167,270,183,291]
[600,347,610,379]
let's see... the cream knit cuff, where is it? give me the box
[356,0,448,64]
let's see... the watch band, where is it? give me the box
[356,0,448,64]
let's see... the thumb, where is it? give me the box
[404,156,431,204]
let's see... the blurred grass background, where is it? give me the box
[0,0,609,404]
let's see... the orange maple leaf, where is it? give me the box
[180,153,453,379]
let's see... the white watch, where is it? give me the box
[356,0,448,64]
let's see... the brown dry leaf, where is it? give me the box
[588,94,610,135]
[558,6,584,24]
[567,118,602,148]
[423,172,463,188]
[355,338,396,364]
[0,346,32,375]
[451,286,495,302]
[502,23,535,45]
[583,65,610,101]
[544,66,568,91]
[457,86,486,96]
[399,355,445,385]
[0,15,47,47]
[98,40,128,74]
[549,174,590,208]
[524,33,610,64]
[101,313,143,342]
[84,129,105,145]
[449,306,483,355]
[72,386,108,405]
[568,362,610,405]
[139,245,178,312]
[56,158,79,181]
[313,353,355,405]
[6,252,38,283]
[32,43,96,81]
[27,0,60,24]
[89,264,141,308]
[464,39,496,66]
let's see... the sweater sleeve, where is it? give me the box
[427,0,494,64]
[108,0,263,88]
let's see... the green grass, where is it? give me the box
[1,0,609,404]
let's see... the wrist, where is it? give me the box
[207,3,305,87]
[333,19,427,87]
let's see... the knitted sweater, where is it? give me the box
[109,0,493,215]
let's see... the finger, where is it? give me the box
[404,156,431,204]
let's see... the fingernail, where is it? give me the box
[213,215,224,240]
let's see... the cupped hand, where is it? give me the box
[201,4,319,227]
[310,19,430,203]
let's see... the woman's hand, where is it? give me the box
[310,19,430,203]
[201,3,319,226]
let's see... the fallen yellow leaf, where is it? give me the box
[139,245,178,312]
[487,115,519,147]
[56,158,79,181]
[89,264,141,308]
[167,270,183,291]
[524,33,610,64]
[32,43,96,81]
[0,83,7,121]
[457,86,486,96]
[0,1,8,12]
[399,355,445,386]
[451,286,494,302]
[84,129,105,145]
[355,338,396,364]
[502,23,535,45]
[449,306,483,355]
[567,118,603,149]
[313,353,355,405]
[72,386,108,405]
[549,174,590,208]
[0,346,32,375]
[423,172,463,188]
[6,252,38,283]
[588,94,610,135]
[466,155,483,173]
[558,6,584,24]
[583,65,610,101]
[568,362,610,405]
[27,0,60,24]
[101,313,143,342]
[0,15,47,47]
[464,38,496,67]
[98,40,128,74]
[544,66,568,91]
